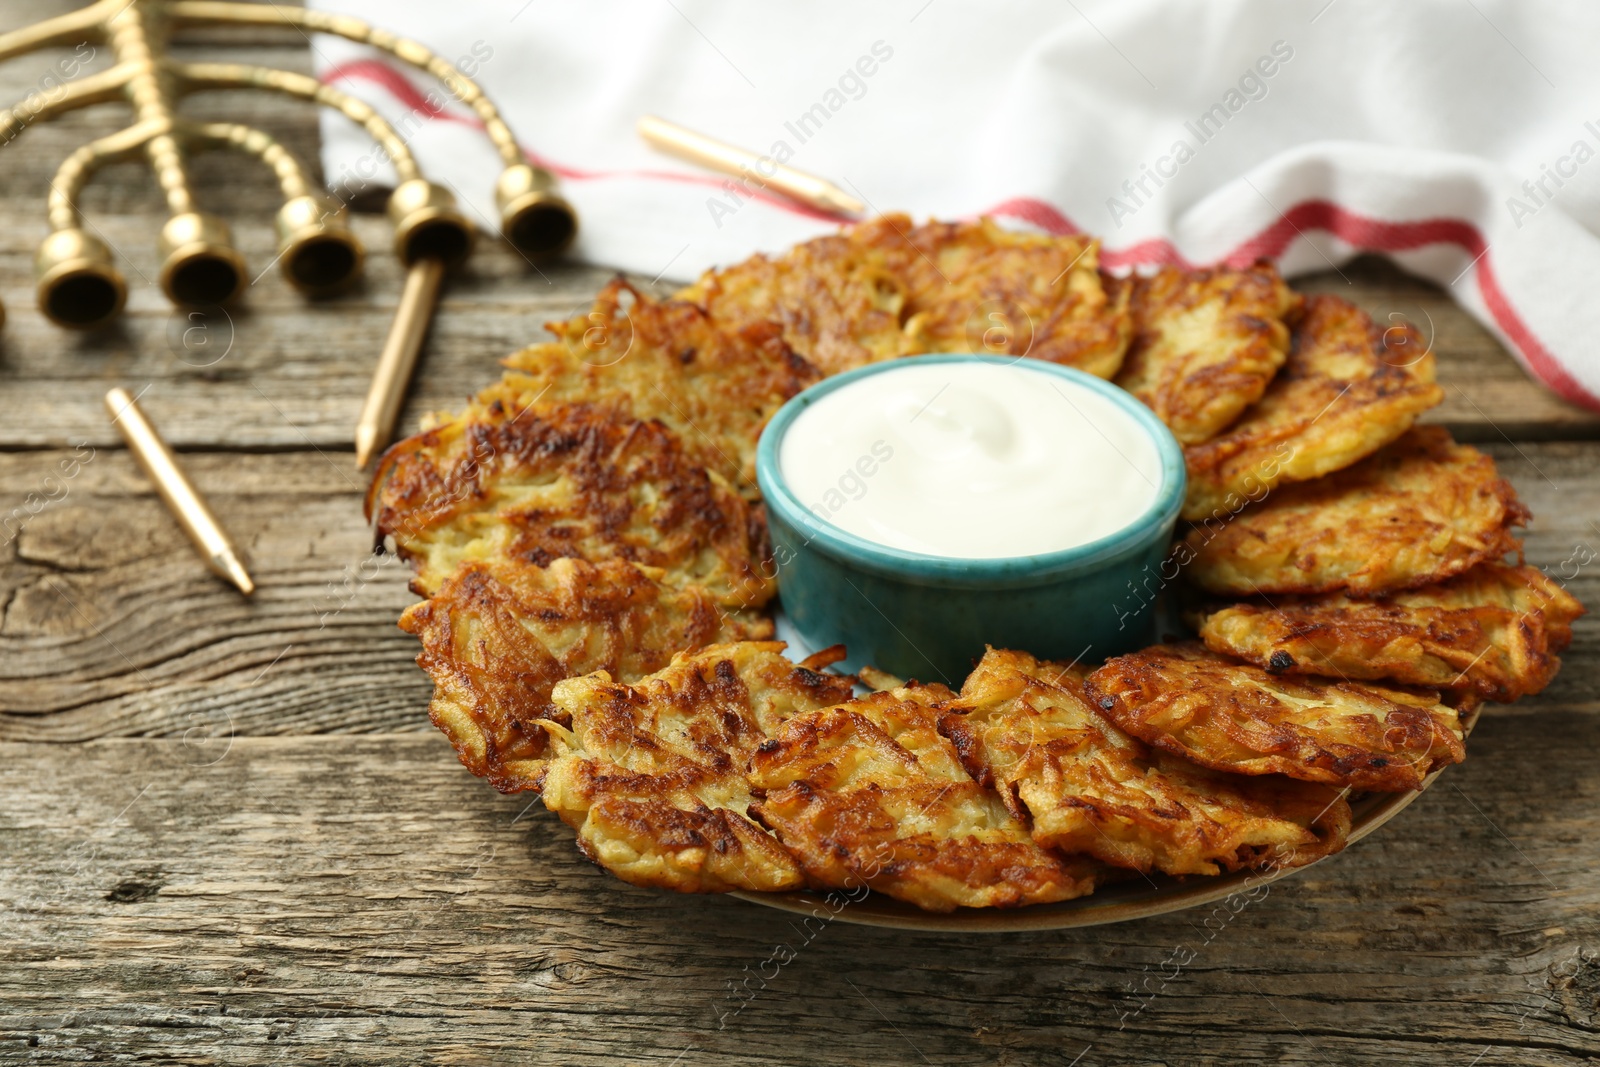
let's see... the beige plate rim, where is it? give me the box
[728,705,1478,932]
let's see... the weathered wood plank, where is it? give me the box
[3,441,1595,736]
[1,720,1596,1066]
[0,447,429,735]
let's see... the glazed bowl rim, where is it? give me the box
[755,354,1187,586]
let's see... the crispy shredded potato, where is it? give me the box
[369,400,775,605]
[1197,563,1584,702]
[399,557,772,794]
[1085,642,1466,792]
[1182,295,1443,521]
[540,643,857,893]
[681,214,1132,378]
[488,279,818,493]
[1183,427,1528,597]
[677,229,909,373]
[1114,263,1301,445]
[945,648,1350,876]
[748,681,1100,911]
[891,216,1132,377]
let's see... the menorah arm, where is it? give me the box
[0,63,135,144]
[45,118,313,231]
[189,121,313,202]
[166,1,523,167]
[170,60,420,184]
[0,0,107,65]
[47,119,167,231]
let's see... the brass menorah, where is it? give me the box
[0,0,577,330]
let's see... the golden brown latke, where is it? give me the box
[889,216,1132,377]
[945,648,1351,877]
[489,278,819,493]
[748,681,1100,912]
[1182,294,1443,521]
[399,557,773,795]
[540,642,857,893]
[681,214,1132,378]
[1196,563,1584,702]
[677,228,909,373]
[368,400,775,605]
[1183,427,1528,598]
[1085,642,1466,792]
[1113,263,1301,445]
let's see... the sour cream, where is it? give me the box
[778,361,1164,559]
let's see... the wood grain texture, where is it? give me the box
[0,718,1597,1067]
[1,7,1598,1064]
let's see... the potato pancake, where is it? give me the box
[1085,643,1466,792]
[748,681,1100,911]
[1114,263,1300,445]
[369,400,775,606]
[1196,563,1584,702]
[677,230,910,374]
[1183,427,1528,597]
[681,214,1132,378]
[489,279,818,493]
[1182,295,1443,521]
[889,216,1132,378]
[540,643,856,893]
[945,648,1350,876]
[399,557,773,794]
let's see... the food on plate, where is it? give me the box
[367,217,1581,917]
[1195,563,1583,702]
[681,214,1132,378]
[1183,427,1528,597]
[368,399,776,605]
[945,648,1351,876]
[1182,294,1443,521]
[1113,263,1301,445]
[494,278,819,493]
[748,679,1101,911]
[539,642,857,893]
[399,557,773,794]
[1084,642,1466,792]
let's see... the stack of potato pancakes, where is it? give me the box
[366,216,1583,913]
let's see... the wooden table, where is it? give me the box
[3,9,1598,1065]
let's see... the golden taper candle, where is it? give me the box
[355,257,446,469]
[637,114,865,217]
[104,386,254,595]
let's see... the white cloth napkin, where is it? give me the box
[309,0,1600,410]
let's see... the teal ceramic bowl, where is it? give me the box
[756,355,1186,686]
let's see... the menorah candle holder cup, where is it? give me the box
[275,194,364,298]
[35,227,127,328]
[157,210,246,307]
[387,178,473,269]
[496,162,578,259]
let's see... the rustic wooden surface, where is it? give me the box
[2,7,1599,1065]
